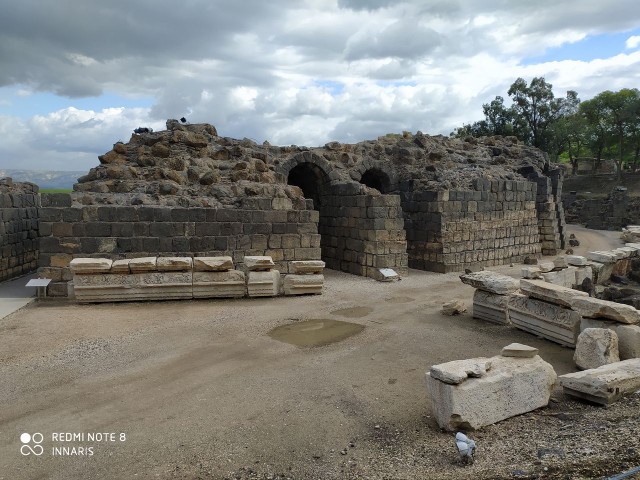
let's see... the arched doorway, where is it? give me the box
[360,168,391,193]
[287,162,329,209]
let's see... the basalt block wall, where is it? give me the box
[318,185,408,278]
[0,184,39,282]
[403,179,541,273]
[564,189,640,230]
[38,193,321,296]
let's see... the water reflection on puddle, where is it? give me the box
[268,319,365,348]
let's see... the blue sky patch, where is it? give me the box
[0,87,153,118]
[522,28,640,65]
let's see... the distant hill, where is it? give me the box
[0,169,84,189]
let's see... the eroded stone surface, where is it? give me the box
[472,290,511,325]
[508,294,582,347]
[290,261,325,274]
[581,318,640,360]
[157,257,193,272]
[192,270,246,298]
[519,279,588,307]
[129,257,157,273]
[559,358,640,405]
[459,271,519,295]
[427,354,556,430]
[429,358,492,385]
[283,274,323,295]
[247,270,280,297]
[244,256,275,271]
[442,300,467,316]
[567,255,588,266]
[69,258,113,274]
[110,259,130,274]
[501,343,539,358]
[570,296,640,324]
[193,256,233,272]
[574,328,619,370]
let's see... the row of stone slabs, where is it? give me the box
[458,270,640,408]
[69,256,324,303]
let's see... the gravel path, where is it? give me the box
[0,226,636,480]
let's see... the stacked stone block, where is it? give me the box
[531,174,563,255]
[460,271,520,325]
[246,256,280,297]
[38,194,320,296]
[283,260,325,295]
[405,180,541,273]
[0,180,39,281]
[318,185,408,279]
[192,256,246,298]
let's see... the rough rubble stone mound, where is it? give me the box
[71,120,549,207]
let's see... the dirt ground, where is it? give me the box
[1,225,639,480]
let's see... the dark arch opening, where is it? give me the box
[287,162,329,209]
[360,168,391,193]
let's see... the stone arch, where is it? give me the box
[359,168,391,193]
[276,152,335,183]
[352,159,399,193]
[287,162,329,209]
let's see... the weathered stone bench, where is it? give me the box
[69,256,324,303]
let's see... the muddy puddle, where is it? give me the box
[330,306,373,318]
[268,319,365,348]
[384,296,415,304]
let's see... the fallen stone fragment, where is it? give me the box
[429,358,492,385]
[553,256,568,269]
[519,279,588,307]
[574,328,619,370]
[538,262,555,273]
[587,251,617,264]
[566,255,588,267]
[472,290,511,325]
[508,294,581,347]
[442,300,466,316]
[283,274,323,295]
[569,296,640,324]
[574,266,592,288]
[559,358,640,405]
[590,261,615,285]
[541,266,577,288]
[521,266,541,279]
[459,271,519,295]
[501,343,539,358]
[156,256,193,272]
[427,354,556,430]
[110,259,130,274]
[290,260,325,274]
[129,257,157,273]
[581,318,640,360]
[244,256,275,271]
[374,268,400,282]
[193,256,233,272]
[69,258,113,274]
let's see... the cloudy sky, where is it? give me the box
[1,0,639,172]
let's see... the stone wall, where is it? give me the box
[0,179,39,281]
[318,183,408,278]
[38,193,321,296]
[403,179,541,273]
[564,189,640,230]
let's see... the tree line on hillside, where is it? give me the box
[451,78,640,178]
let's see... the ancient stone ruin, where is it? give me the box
[26,119,566,296]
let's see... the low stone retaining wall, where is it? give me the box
[70,256,324,303]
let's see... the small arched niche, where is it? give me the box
[359,168,391,194]
[287,162,329,209]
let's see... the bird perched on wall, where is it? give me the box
[180,117,187,124]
